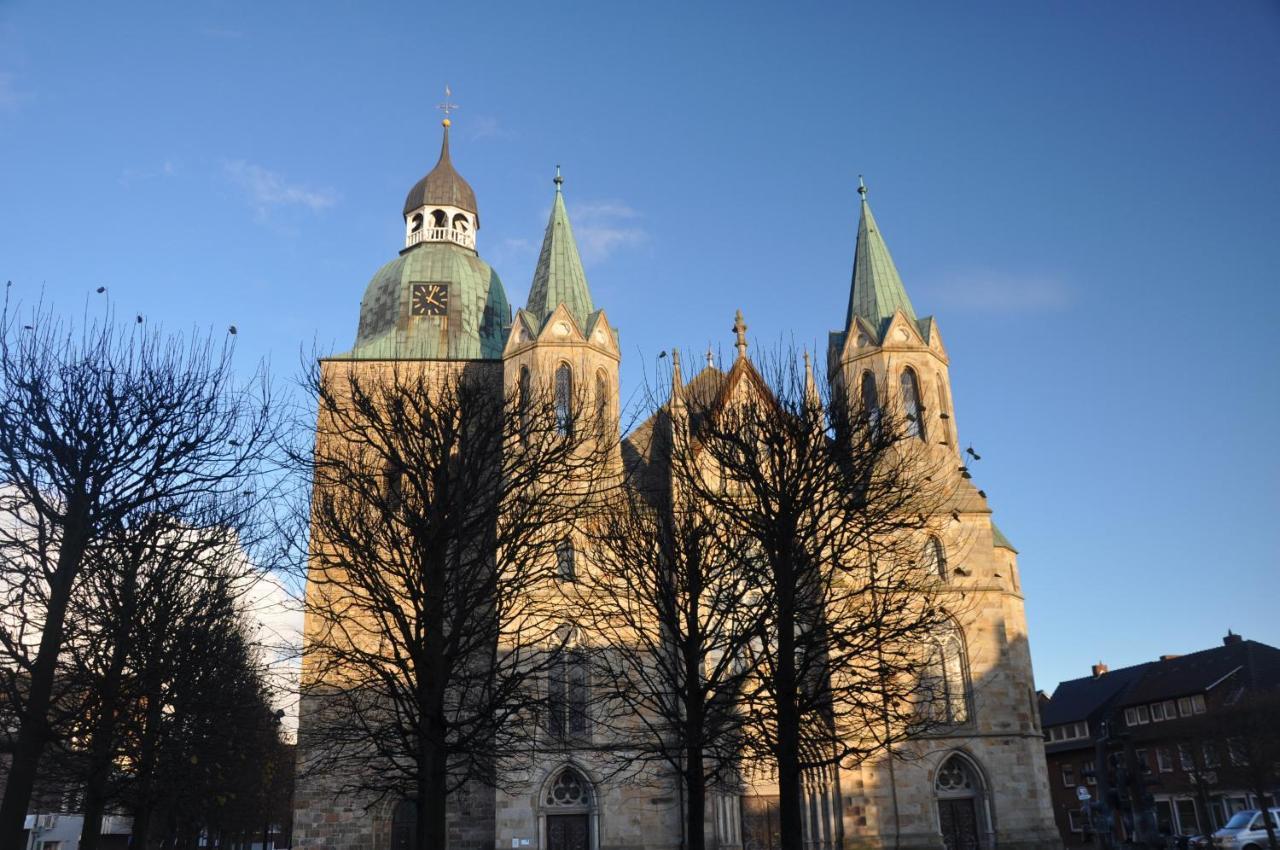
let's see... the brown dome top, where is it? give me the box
[402,123,478,220]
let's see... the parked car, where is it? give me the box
[1213,809,1280,850]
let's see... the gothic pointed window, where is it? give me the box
[595,369,609,440]
[555,539,576,582]
[518,366,532,439]
[554,363,573,436]
[901,367,926,441]
[548,629,588,740]
[921,624,971,725]
[935,374,953,445]
[860,370,880,434]
[925,536,948,581]
[543,767,592,808]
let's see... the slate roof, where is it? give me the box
[1040,638,1280,731]
[525,180,595,332]
[403,124,479,218]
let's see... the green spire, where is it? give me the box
[845,178,916,336]
[525,167,594,330]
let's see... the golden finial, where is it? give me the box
[437,85,458,128]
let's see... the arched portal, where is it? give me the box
[935,753,993,850]
[389,798,416,850]
[539,765,596,850]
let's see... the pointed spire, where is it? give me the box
[526,168,595,330]
[706,345,714,369]
[733,310,749,360]
[803,349,821,408]
[844,176,916,336]
[670,348,685,397]
[403,118,478,219]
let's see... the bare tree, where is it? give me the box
[293,359,613,850]
[573,355,763,850]
[658,349,959,850]
[0,300,277,848]
[1216,691,1280,850]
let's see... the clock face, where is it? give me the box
[411,283,448,317]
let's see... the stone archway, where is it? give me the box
[539,765,597,850]
[389,798,416,850]
[934,753,993,850]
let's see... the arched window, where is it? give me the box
[935,374,952,445]
[451,212,469,232]
[594,369,609,440]
[409,212,424,233]
[924,536,948,581]
[555,539,576,582]
[548,631,588,740]
[430,209,448,228]
[860,370,880,434]
[554,363,573,436]
[518,366,532,438]
[901,367,926,441]
[922,625,971,725]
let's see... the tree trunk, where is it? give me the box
[775,558,804,850]
[418,730,449,850]
[81,592,134,850]
[0,530,87,849]
[684,742,707,850]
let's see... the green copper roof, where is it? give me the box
[341,242,510,360]
[991,522,1018,553]
[525,180,594,331]
[845,194,917,337]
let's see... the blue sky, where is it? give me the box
[1,2,1277,693]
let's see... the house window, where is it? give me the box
[1135,748,1151,775]
[1175,799,1201,835]
[554,363,573,435]
[900,367,926,441]
[1157,747,1173,772]
[1191,694,1206,714]
[1203,743,1219,768]
[1067,810,1085,833]
[1062,763,1076,787]
[1178,697,1193,717]
[1178,743,1195,771]
[1125,707,1139,726]
[1084,760,1097,785]
[555,539,576,582]
[1163,699,1177,718]
[1151,702,1166,721]
[1137,704,1150,723]
[1227,738,1247,766]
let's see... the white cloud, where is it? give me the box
[239,570,303,736]
[922,270,1072,315]
[566,200,648,264]
[224,160,337,216]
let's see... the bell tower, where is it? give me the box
[828,178,959,453]
[503,168,620,446]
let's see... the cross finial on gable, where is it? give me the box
[732,309,749,359]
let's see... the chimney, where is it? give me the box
[1092,662,1108,678]
[1160,654,1181,662]
[1224,630,1243,646]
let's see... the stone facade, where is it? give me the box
[293,125,1062,850]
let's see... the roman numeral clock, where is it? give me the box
[411,282,449,317]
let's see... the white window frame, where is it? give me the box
[1157,747,1173,773]
[1062,763,1076,787]
[1191,694,1206,714]
[1125,707,1139,726]
[1137,704,1150,723]
[1084,760,1097,785]
[1178,697,1193,717]
[1178,743,1195,771]
[1067,810,1085,833]
[1151,702,1166,721]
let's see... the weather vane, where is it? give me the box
[437,85,458,126]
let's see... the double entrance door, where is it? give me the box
[546,813,589,850]
[938,797,980,850]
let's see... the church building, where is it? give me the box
[293,116,1063,850]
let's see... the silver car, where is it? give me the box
[1214,809,1280,850]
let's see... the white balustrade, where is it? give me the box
[405,226,475,250]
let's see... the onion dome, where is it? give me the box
[403,120,479,222]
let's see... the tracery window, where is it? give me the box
[548,643,589,740]
[901,367,926,441]
[922,624,971,725]
[555,363,573,436]
[555,539,576,582]
[935,374,952,445]
[518,366,532,439]
[543,767,592,807]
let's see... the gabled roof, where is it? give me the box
[525,180,595,332]
[1040,638,1280,729]
[844,193,917,338]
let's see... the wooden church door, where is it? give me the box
[546,813,589,850]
